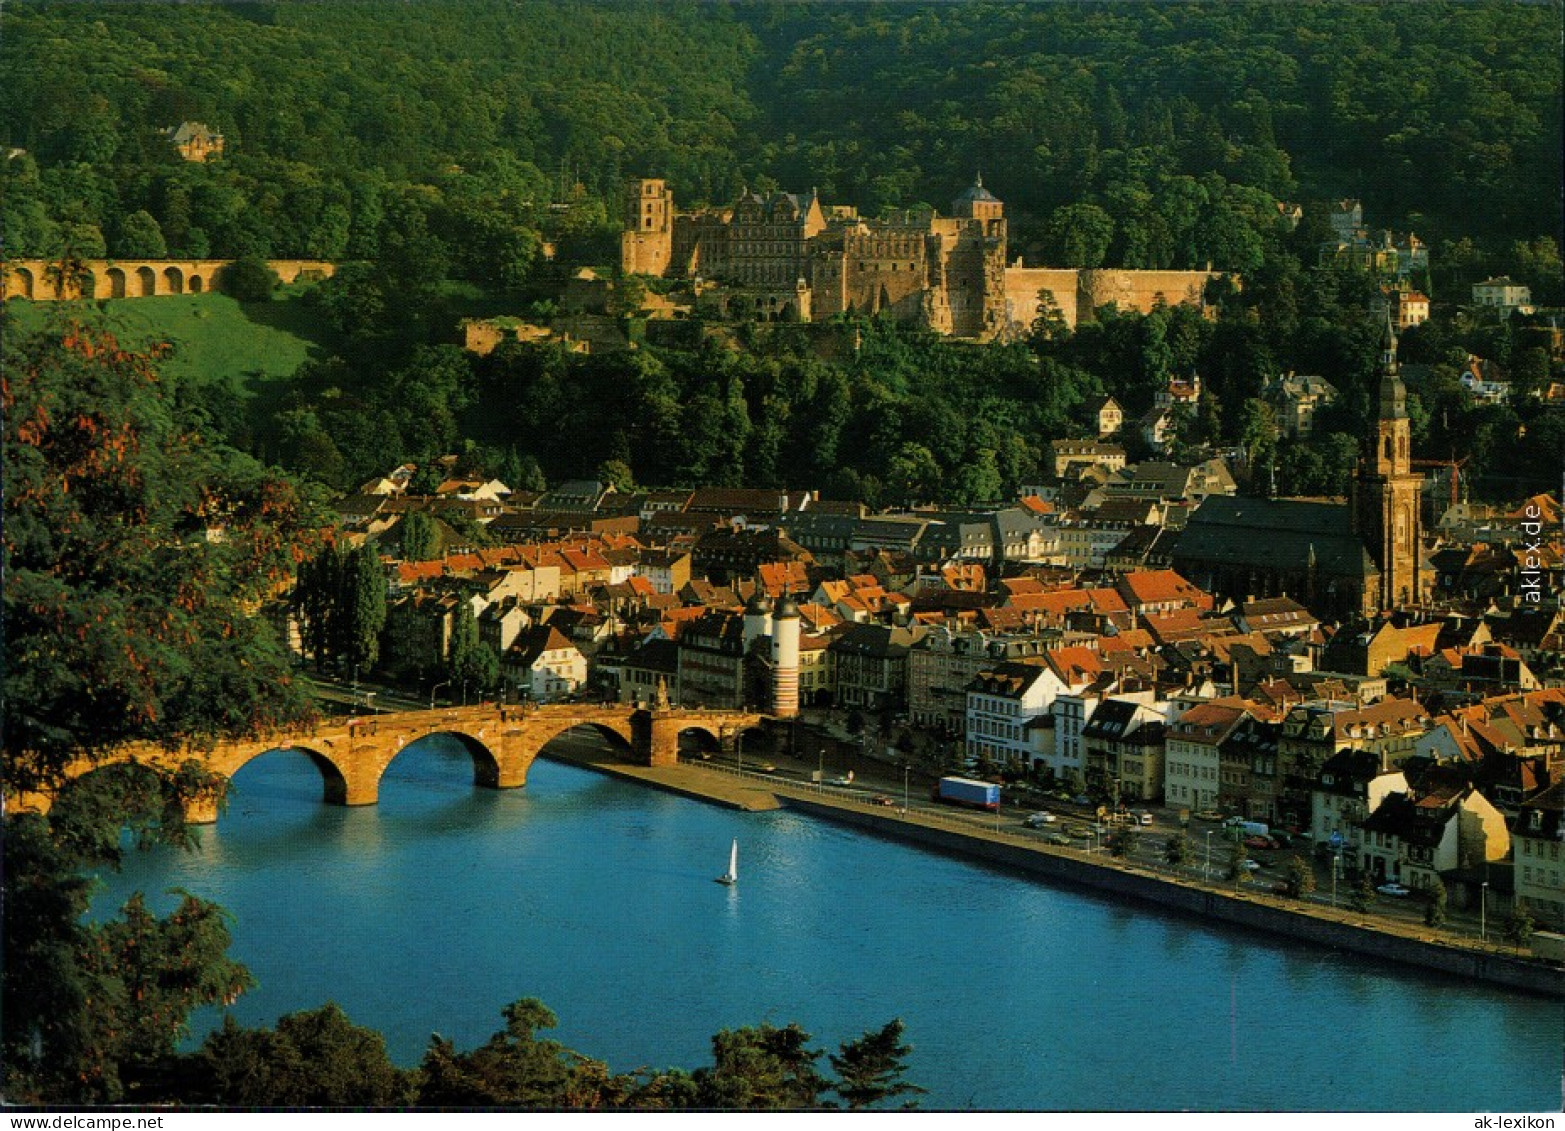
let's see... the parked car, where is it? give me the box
[1138,811,1154,826]
[1193,810,1224,823]
[1244,835,1276,851]
[1376,882,1412,897]
[1242,859,1263,872]
[870,794,895,807]
[1024,811,1057,827]
[1045,833,1072,846]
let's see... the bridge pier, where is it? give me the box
[644,712,683,767]
[186,795,222,826]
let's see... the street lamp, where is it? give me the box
[1481,880,1489,942]
[1205,830,1215,880]
[736,727,743,775]
[1331,852,1341,908]
[429,680,451,710]
[818,749,825,793]
[902,762,910,815]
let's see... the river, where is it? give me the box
[88,734,1562,1111]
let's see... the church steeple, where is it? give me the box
[1354,300,1424,611]
[1378,306,1407,422]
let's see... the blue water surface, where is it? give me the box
[88,735,1562,1111]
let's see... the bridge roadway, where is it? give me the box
[9,703,766,824]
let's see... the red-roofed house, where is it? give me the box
[1115,569,1213,615]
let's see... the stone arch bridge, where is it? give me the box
[11,703,766,824]
[2,258,337,302]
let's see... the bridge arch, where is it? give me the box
[106,265,127,298]
[136,265,156,296]
[14,266,34,299]
[189,272,205,293]
[163,266,184,295]
[381,728,504,792]
[219,743,353,808]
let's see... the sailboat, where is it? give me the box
[715,838,738,886]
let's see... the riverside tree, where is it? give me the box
[829,1019,925,1110]
[2,322,325,1102]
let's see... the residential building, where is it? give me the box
[504,625,587,702]
[1356,782,1510,892]
[1265,374,1338,439]
[1513,781,1565,927]
[965,661,1054,773]
[1085,395,1124,438]
[908,627,1057,738]
[1082,696,1167,803]
[165,121,224,162]
[1310,748,1409,847]
[1049,439,1127,477]
[1472,277,1532,312]
[830,623,923,714]
[676,609,751,709]
[1164,700,1252,811]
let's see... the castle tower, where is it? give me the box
[771,594,801,718]
[952,173,1004,224]
[621,178,673,277]
[948,175,1009,339]
[1353,311,1424,609]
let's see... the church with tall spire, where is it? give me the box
[1174,306,1430,620]
[1351,310,1426,609]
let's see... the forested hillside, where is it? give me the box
[3,1,1561,503]
[3,1,1559,272]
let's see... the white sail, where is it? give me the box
[716,838,738,885]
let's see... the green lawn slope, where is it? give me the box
[4,291,337,398]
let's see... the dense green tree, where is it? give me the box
[693,1022,830,1110]
[446,601,498,695]
[197,1005,418,1106]
[4,323,321,792]
[1502,904,1535,952]
[219,255,280,302]
[1,325,334,1103]
[3,805,251,1104]
[1164,833,1192,868]
[1046,203,1115,268]
[114,209,168,258]
[396,511,441,561]
[828,1019,924,1110]
[343,544,387,672]
[1423,880,1448,929]
[417,998,611,1107]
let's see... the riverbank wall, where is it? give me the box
[781,796,1565,1001]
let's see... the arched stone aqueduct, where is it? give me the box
[11,703,766,825]
[1,258,337,302]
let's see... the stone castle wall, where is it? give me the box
[619,178,1229,340]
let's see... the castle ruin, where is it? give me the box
[621,176,1223,340]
